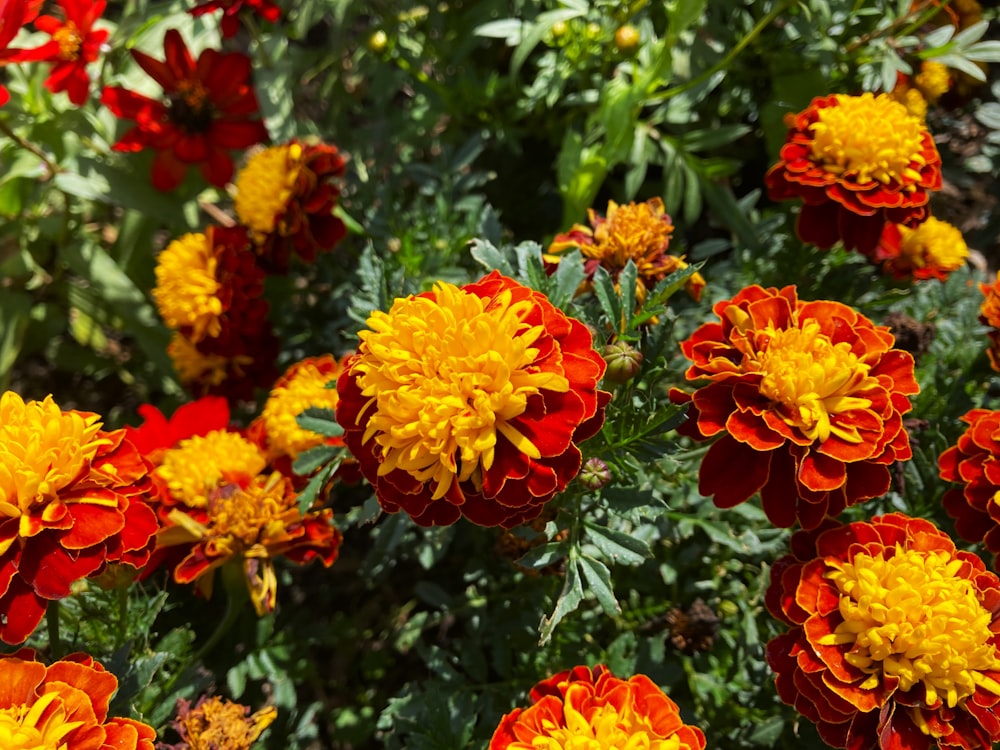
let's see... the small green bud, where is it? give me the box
[602,341,643,384]
[578,457,612,490]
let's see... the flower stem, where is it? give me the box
[0,118,60,177]
[191,562,249,663]
[46,601,63,659]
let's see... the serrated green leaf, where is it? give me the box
[591,265,621,330]
[578,554,620,616]
[516,541,568,569]
[515,241,548,291]
[297,462,337,513]
[549,250,585,310]
[469,238,516,276]
[539,556,584,645]
[292,445,340,476]
[583,521,651,565]
[296,406,344,437]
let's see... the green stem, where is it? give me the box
[116,585,129,649]
[0,119,61,176]
[47,601,63,659]
[649,0,793,104]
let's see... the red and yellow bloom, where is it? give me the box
[233,139,347,272]
[188,0,281,39]
[0,391,156,644]
[868,216,969,281]
[765,92,942,254]
[101,29,268,191]
[11,0,108,105]
[979,273,1000,372]
[670,285,918,529]
[337,271,609,528]
[0,649,156,749]
[765,513,1000,750]
[489,664,706,750]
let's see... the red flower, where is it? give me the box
[189,0,281,38]
[765,93,942,254]
[669,284,918,529]
[979,273,1000,371]
[490,664,706,749]
[765,513,1000,750]
[0,0,41,105]
[0,392,157,644]
[101,29,268,191]
[125,395,231,467]
[337,271,610,528]
[11,0,108,104]
[868,217,969,281]
[0,649,156,749]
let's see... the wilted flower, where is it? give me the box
[765,92,942,254]
[164,695,276,750]
[0,0,41,106]
[337,271,609,528]
[765,513,1000,750]
[489,664,706,750]
[670,284,918,528]
[979,273,1000,371]
[188,0,281,38]
[233,140,348,272]
[0,649,156,749]
[547,197,705,303]
[101,29,268,191]
[0,391,157,644]
[11,0,107,104]
[868,216,969,281]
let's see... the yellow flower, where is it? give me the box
[153,233,223,342]
[915,61,951,103]
[170,695,277,750]
[155,429,267,509]
[874,217,969,281]
[233,143,303,235]
[890,85,928,120]
[259,355,346,460]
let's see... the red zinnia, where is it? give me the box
[765,92,942,254]
[189,0,281,39]
[766,513,1000,750]
[337,271,610,528]
[11,0,108,105]
[101,28,268,191]
[0,0,41,106]
[670,284,919,529]
[0,391,157,644]
[490,664,706,749]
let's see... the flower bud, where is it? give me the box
[602,341,643,384]
[614,24,640,53]
[578,457,611,490]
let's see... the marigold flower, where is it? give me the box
[157,471,341,615]
[765,513,1000,750]
[11,0,108,105]
[233,140,348,272]
[489,664,706,750]
[257,354,347,461]
[164,695,276,750]
[101,29,268,191]
[765,92,942,254]
[669,284,918,529]
[979,273,1000,372]
[869,216,969,281]
[188,0,281,39]
[0,391,157,644]
[167,327,281,403]
[337,271,610,528]
[0,649,156,749]
[547,197,705,303]
[0,0,41,106]
[915,61,952,103]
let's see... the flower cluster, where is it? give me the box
[489,664,706,750]
[546,197,705,304]
[979,273,1000,371]
[766,92,943,256]
[337,271,609,528]
[0,391,156,644]
[867,216,969,281]
[766,513,1000,750]
[670,284,919,528]
[154,226,279,401]
[162,695,276,750]
[0,649,157,749]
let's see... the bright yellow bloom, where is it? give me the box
[260,355,345,459]
[233,143,303,235]
[897,216,969,273]
[891,85,928,120]
[155,430,267,509]
[810,93,927,186]
[171,696,277,750]
[915,61,951,102]
[153,233,223,341]
[0,690,83,748]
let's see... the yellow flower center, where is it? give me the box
[261,359,341,459]
[897,217,969,271]
[234,143,304,235]
[510,686,680,750]
[587,198,674,272]
[153,233,223,342]
[53,22,82,61]
[821,547,1000,713]
[0,692,84,750]
[203,474,295,553]
[915,61,951,103]
[0,392,112,535]
[753,321,874,443]
[810,93,927,185]
[353,282,570,500]
[178,696,277,750]
[156,430,266,509]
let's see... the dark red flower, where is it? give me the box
[11,0,108,104]
[101,28,268,191]
[189,0,281,38]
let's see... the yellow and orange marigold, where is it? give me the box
[489,664,706,750]
[0,391,157,644]
[164,695,276,750]
[978,273,1000,371]
[869,216,969,281]
[765,513,1000,750]
[0,649,157,749]
[766,92,942,254]
[546,197,705,303]
[669,285,918,529]
[233,139,348,272]
[337,271,610,528]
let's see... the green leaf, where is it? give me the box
[680,124,752,152]
[699,176,762,251]
[538,555,584,645]
[511,9,584,77]
[516,541,568,570]
[292,444,341,476]
[591,265,621,330]
[559,146,608,227]
[515,241,549,291]
[296,462,338,514]
[583,521,651,565]
[549,250,586,310]
[296,406,344,437]
[469,238,516,276]
[0,291,31,389]
[578,554,620,616]
[666,0,709,42]
[618,260,638,333]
